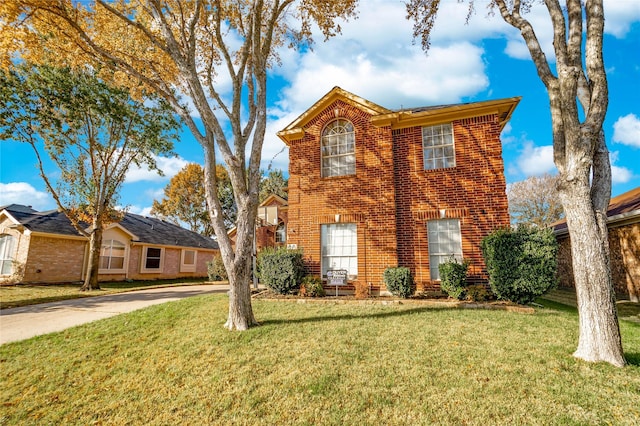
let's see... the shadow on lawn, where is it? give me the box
[259,306,486,326]
[625,353,640,367]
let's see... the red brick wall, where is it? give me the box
[287,100,399,293]
[287,103,509,294]
[393,115,510,290]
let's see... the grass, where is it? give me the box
[0,278,216,309]
[1,294,639,425]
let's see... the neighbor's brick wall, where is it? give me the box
[0,217,30,284]
[393,115,510,291]
[123,245,215,281]
[557,222,640,301]
[21,235,86,283]
[287,100,399,292]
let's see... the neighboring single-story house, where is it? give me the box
[277,86,520,295]
[227,194,289,251]
[0,204,219,284]
[554,186,640,302]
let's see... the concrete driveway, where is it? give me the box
[0,284,230,345]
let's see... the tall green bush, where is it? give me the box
[439,257,469,300]
[207,253,228,281]
[258,247,306,294]
[383,267,414,298]
[481,226,558,304]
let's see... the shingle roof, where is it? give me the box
[553,186,640,234]
[1,205,218,250]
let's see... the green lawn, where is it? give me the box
[1,295,639,425]
[0,278,215,309]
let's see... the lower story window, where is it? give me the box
[275,222,286,243]
[427,219,462,281]
[321,223,357,278]
[100,239,126,271]
[0,234,16,275]
[180,249,197,272]
[142,247,164,272]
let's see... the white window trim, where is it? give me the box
[321,223,358,279]
[98,239,128,274]
[427,219,463,281]
[321,119,356,178]
[141,246,165,273]
[0,234,16,276]
[422,123,456,170]
[180,249,197,273]
[275,221,286,244]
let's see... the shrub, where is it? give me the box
[207,254,228,281]
[383,267,414,298]
[300,275,326,297]
[439,257,469,300]
[258,247,306,294]
[465,284,490,302]
[481,226,558,304]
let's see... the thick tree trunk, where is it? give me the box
[560,181,625,367]
[224,254,258,331]
[81,227,102,291]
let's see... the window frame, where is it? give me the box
[275,221,286,244]
[98,239,127,274]
[321,119,356,178]
[422,123,456,170]
[180,249,197,273]
[321,223,358,279]
[427,219,463,281]
[0,234,16,276]
[141,246,165,273]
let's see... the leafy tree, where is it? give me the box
[259,169,288,203]
[151,163,236,234]
[407,0,625,366]
[1,0,358,330]
[507,173,564,227]
[0,64,178,291]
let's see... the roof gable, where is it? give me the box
[277,86,391,144]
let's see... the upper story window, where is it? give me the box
[0,234,16,275]
[422,123,455,170]
[321,119,355,177]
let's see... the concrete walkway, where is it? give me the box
[0,284,230,345]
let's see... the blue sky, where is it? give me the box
[1,0,639,215]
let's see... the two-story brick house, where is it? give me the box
[277,87,520,295]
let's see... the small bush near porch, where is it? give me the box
[1,295,638,425]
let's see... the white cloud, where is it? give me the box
[127,205,153,217]
[610,151,635,184]
[0,182,53,210]
[613,113,640,148]
[516,142,556,176]
[603,0,640,37]
[125,155,189,183]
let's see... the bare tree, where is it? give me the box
[1,0,358,329]
[507,174,564,227]
[407,0,625,366]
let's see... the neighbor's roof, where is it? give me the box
[0,205,218,250]
[553,186,640,235]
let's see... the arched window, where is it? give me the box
[99,239,126,271]
[275,221,286,243]
[0,234,16,275]
[321,119,355,177]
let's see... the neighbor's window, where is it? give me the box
[427,219,462,281]
[180,249,197,273]
[321,223,357,277]
[321,119,355,177]
[275,221,286,243]
[422,123,455,170]
[99,239,126,272]
[142,247,164,272]
[0,234,16,275]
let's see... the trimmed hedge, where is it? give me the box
[383,267,414,298]
[439,257,469,300]
[258,247,306,294]
[481,226,558,304]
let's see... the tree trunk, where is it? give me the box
[81,227,102,291]
[224,253,258,330]
[560,181,626,367]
